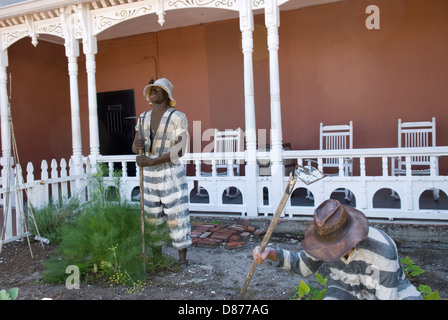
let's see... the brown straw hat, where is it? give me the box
[301,199,369,261]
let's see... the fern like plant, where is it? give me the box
[43,165,172,284]
[43,201,170,283]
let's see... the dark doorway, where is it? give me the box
[97,89,136,155]
[97,89,136,175]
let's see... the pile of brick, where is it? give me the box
[191,222,266,250]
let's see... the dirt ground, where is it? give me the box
[0,222,447,301]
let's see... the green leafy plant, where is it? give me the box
[42,167,173,285]
[400,256,425,278]
[400,256,440,300]
[0,288,19,300]
[293,273,327,300]
[418,284,441,300]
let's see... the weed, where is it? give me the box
[400,256,425,278]
[417,284,441,300]
[291,257,441,300]
[292,273,327,300]
[400,256,440,300]
[0,287,19,300]
[27,197,80,243]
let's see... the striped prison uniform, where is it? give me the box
[272,227,423,300]
[137,107,192,250]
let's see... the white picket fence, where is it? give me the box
[0,157,91,244]
[1,146,448,244]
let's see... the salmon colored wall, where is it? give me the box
[77,24,213,154]
[3,0,448,171]
[280,0,448,151]
[6,39,71,168]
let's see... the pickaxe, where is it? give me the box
[126,115,146,273]
[238,165,326,299]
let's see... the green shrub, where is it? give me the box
[42,201,171,284]
[42,165,173,285]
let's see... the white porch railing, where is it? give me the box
[280,147,448,221]
[95,147,448,222]
[180,147,448,221]
[1,147,448,244]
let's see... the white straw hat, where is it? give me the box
[143,78,176,107]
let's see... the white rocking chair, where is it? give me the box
[307,121,354,202]
[197,128,243,198]
[391,117,439,200]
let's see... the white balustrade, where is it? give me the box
[1,147,447,244]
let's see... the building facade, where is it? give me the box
[0,0,447,242]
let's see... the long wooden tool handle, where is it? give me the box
[238,173,297,300]
[139,150,146,273]
[137,118,146,273]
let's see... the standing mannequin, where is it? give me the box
[132,78,191,266]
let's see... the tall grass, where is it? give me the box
[27,198,80,244]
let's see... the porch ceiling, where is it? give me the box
[0,0,341,45]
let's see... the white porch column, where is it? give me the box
[0,49,11,166]
[265,0,285,210]
[79,4,100,164]
[240,1,258,217]
[85,47,100,163]
[61,8,82,162]
[68,53,83,159]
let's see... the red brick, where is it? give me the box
[209,225,226,231]
[215,228,236,235]
[229,234,241,241]
[247,226,255,232]
[197,238,221,248]
[228,226,246,232]
[210,233,230,241]
[225,241,245,250]
[194,226,212,232]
